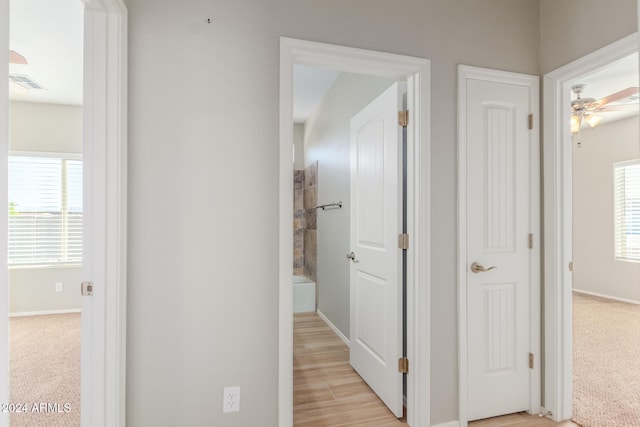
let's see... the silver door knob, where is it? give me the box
[346,251,358,263]
[471,262,497,273]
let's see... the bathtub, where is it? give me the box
[293,275,316,313]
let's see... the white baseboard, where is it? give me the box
[317,309,350,347]
[573,289,640,305]
[432,421,460,427]
[10,308,82,317]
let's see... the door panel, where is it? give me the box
[350,82,404,418]
[466,77,532,421]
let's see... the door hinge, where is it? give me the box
[81,281,94,296]
[398,357,409,374]
[569,262,573,272]
[529,352,534,369]
[528,114,534,130]
[398,233,409,250]
[528,233,534,249]
[398,110,409,127]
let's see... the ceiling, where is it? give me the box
[293,65,340,123]
[9,0,83,105]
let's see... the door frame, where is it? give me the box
[0,1,128,426]
[457,65,541,426]
[279,37,431,427]
[542,33,638,423]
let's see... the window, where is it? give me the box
[8,153,83,266]
[614,160,640,262]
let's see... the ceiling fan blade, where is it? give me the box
[597,87,639,106]
[9,50,28,65]
[595,103,639,112]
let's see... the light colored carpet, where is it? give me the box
[9,313,80,427]
[572,292,640,427]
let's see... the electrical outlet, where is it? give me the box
[55,282,64,293]
[222,386,240,413]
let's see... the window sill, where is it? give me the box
[8,263,82,270]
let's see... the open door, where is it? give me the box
[349,82,404,418]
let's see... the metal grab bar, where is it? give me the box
[315,201,342,210]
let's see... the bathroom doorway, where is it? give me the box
[293,72,404,425]
[279,38,431,427]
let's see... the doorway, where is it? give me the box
[569,53,639,426]
[279,38,430,427]
[8,1,84,424]
[543,33,639,423]
[292,71,405,423]
[1,0,127,426]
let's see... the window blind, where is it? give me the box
[614,160,640,261]
[8,155,83,266]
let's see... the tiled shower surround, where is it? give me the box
[293,162,317,281]
[293,170,305,275]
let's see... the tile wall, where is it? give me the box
[292,161,318,282]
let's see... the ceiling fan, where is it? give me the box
[571,83,639,134]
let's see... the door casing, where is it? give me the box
[457,65,541,426]
[279,37,431,427]
[542,33,638,423]
[0,2,8,421]
[0,1,128,426]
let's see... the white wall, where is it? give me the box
[303,73,395,340]
[539,0,638,74]
[9,267,82,314]
[10,101,82,153]
[126,1,541,425]
[125,1,542,425]
[8,101,82,314]
[573,117,640,302]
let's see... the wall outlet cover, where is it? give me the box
[222,386,240,413]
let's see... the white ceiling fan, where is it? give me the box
[8,49,46,94]
[571,83,639,134]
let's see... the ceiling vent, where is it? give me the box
[9,73,46,90]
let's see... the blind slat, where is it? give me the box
[615,161,640,261]
[8,155,83,265]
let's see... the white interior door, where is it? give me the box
[349,82,404,418]
[464,74,535,421]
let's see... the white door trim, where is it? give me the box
[279,37,431,427]
[0,1,9,422]
[1,1,128,426]
[81,1,128,425]
[542,33,638,423]
[457,65,541,426]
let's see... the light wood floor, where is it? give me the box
[293,312,578,427]
[294,312,406,426]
